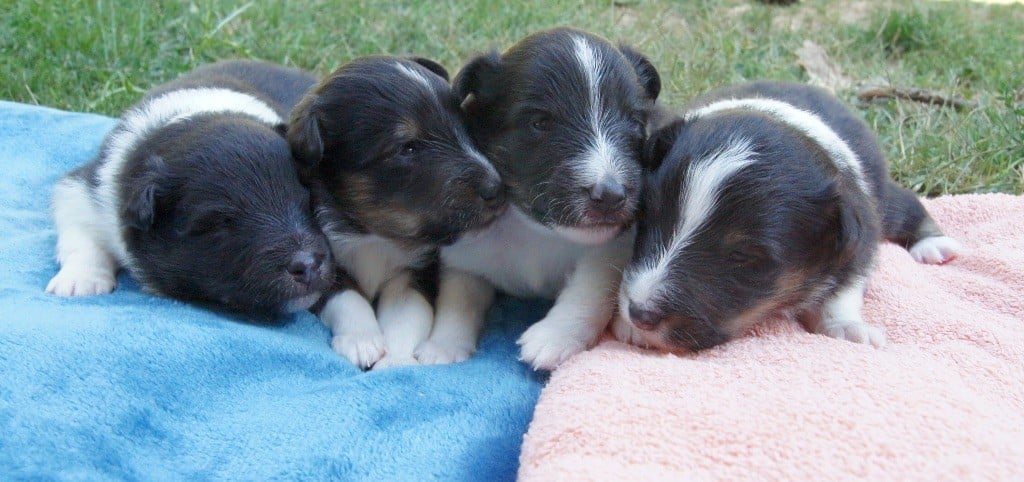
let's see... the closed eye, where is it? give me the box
[728,245,769,268]
[178,211,235,237]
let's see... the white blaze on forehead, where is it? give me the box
[394,62,437,100]
[685,98,870,196]
[625,139,759,308]
[95,87,282,264]
[571,35,622,187]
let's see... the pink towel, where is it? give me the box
[519,194,1024,480]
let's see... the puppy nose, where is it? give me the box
[587,180,626,212]
[477,181,504,208]
[628,302,661,331]
[287,251,323,286]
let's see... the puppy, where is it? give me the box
[414,27,662,370]
[614,80,961,352]
[46,60,334,315]
[287,56,504,369]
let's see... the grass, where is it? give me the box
[2,0,1021,194]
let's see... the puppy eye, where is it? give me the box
[181,212,234,237]
[530,116,553,132]
[399,142,418,156]
[728,247,766,267]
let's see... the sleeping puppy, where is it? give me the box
[414,27,661,370]
[46,60,334,315]
[614,80,962,352]
[288,56,504,369]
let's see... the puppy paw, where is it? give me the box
[331,332,386,369]
[910,235,961,264]
[611,315,645,347]
[817,320,887,348]
[45,267,115,297]
[517,318,593,371]
[371,354,420,370]
[414,339,474,365]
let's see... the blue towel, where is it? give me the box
[0,101,545,481]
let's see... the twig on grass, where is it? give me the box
[856,87,978,111]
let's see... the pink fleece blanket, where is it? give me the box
[520,194,1024,480]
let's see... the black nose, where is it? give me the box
[477,180,504,208]
[587,180,626,212]
[628,302,661,331]
[287,250,324,286]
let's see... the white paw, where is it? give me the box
[414,339,474,365]
[517,317,593,371]
[331,332,386,369]
[371,355,420,370]
[611,315,645,347]
[909,235,961,264]
[45,267,116,297]
[817,320,887,348]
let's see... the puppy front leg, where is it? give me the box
[517,241,630,370]
[414,268,494,365]
[46,177,118,296]
[372,270,434,370]
[320,289,386,369]
[799,277,886,348]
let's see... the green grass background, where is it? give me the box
[2,0,1021,194]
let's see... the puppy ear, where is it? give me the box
[287,95,324,169]
[272,122,288,138]
[410,57,449,81]
[642,121,680,171]
[820,186,872,266]
[123,155,166,231]
[452,51,503,104]
[619,45,661,101]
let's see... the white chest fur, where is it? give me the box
[327,232,430,298]
[441,207,608,298]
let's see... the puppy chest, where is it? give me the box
[328,234,428,297]
[442,223,581,298]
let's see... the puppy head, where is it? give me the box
[453,27,661,245]
[287,56,504,246]
[618,111,876,352]
[122,114,334,315]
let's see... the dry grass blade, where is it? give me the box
[795,40,852,92]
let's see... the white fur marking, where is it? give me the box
[321,290,386,368]
[817,277,886,347]
[46,177,118,296]
[516,239,630,370]
[372,271,433,370]
[395,62,437,100]
[456,129,500,179]
[416,268,494,365]
[685,98,871,196]
[94,88,282,266]
[909,235,961,264]
[283,292,323,313]
[571,35,622,187]
[626,139,759,307]
[552,224,621,245]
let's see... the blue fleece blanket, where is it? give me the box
[0,101,545,481]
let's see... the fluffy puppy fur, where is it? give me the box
[288,56,504,369]
[415,27,662,370]
[46,60,334,315]
[614,81,961,352]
